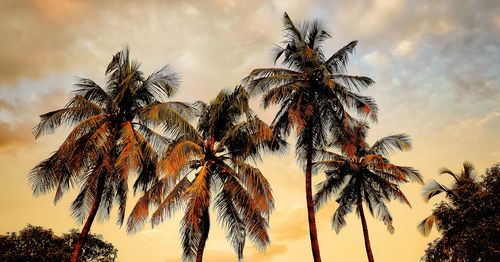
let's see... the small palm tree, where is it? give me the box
[127,87,281,261]
[28,48,195,262]
[417,161,477,236]
[244,12,378,262]
[314,122,422,262]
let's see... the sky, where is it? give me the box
[0,0,499,261]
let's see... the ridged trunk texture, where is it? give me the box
[71,172,106,262]
[196,208,210,262]
[358,200,375,262]
[305,125,322,262]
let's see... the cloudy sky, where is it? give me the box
[1,0,499,261]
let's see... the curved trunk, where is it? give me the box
[196,208,210,262]
[305,125,322,262]
[71,172,106,262]
[358,200,375,262]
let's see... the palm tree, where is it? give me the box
[417,161,477,236]
[313,122,422,262]
[28,48,195,262]
[127,87,281,261]
[244,12,378,262]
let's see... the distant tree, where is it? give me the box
[313,122,422,262]
[419,163,500,261]
[0,225,117,261]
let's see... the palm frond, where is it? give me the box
[28,154,63,197]
[397,166,423,184]
[244,68,300,96]
[232,161,274,215]
[73,78,112,107]
[282,12,303,47]
[373,201,394,234]
[69,158,111,224]
[149,177,192,227]
[184,163,211,232]
[366,172,411,207]
[439,168,459,182]
[342,90,378,122]
[138,102,199,140]
[422,180,450,202]
[52,162,75,203]
[214,189,246,260]
[370,134,412,156]
[105,47,129,76]
[261,81,304,109]
[223,175,270,250]
[134,123,170,154]
[331,74,375,92]
[307,20,331,50]
[325,40,358,73]
[33,95,104,138]
[417,214,436,236]
[180,210,202,261]
[314,172,348,211]
[313,149,346,164]
[115,122,142,177]
[142,64,180,100]
[461,161,476,180]
[158,139,203,179]
[114,174,129,226]
[331,202,352,233]
[271,44,286,65]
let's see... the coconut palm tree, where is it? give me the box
[28,48,195,262]
[244,12,378,262]
[417,161,477,236]
[127,87,282,261]
[313,122,422,262]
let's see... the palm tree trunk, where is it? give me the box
[358,200,374,262]
[196,208,210,262]
[305,126,322,262]
[71,172,106,262]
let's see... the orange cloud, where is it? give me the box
[33,0,87,24]
[0,121,33,150]
[247,243,287,261]
[271,208,308,241]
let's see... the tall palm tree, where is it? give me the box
[244,12,378,262]
[127,87,282,261]
[417,161,477,236]
[28,48,195,262]
[313,122,422,262]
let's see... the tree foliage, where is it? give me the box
[127,87,283,261]
[314,122,422,232]
[0,225,117,262]
[420,163,500,261]
[244,12,378,262]
[28,47,195,261]
[313,122,422,261]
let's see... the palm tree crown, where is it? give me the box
[314,122,422,261]
[127,87,281,261]
[28,48,194,261]
[244,12,378,262]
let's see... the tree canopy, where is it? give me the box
[127,87,281,261]
[313,122,422,262]
[420,163,500,261]
[0,225,117,262]
[244,12,377,262]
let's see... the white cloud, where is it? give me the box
[363,51,390,67]
[393,40,414,57]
